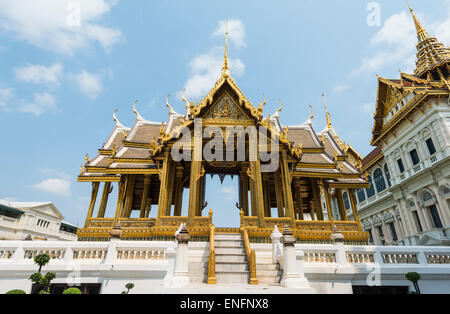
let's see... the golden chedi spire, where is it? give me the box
[407,2,450,79]
[221,20,230,79]
[407,1,431,42]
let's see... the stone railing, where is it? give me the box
[0,240,172,266]
[293,244,450,266]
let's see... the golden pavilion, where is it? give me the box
[77,24,370,244]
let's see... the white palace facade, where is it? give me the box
[355,6,450,246]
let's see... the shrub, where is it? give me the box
[5,289,26,294]
[63,287,82,295]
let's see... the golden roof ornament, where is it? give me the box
[322,93,332,130]
[85,153,89,165]
[257,93,266,116]
[274,99,283,117]
[182,88,190,118]
[80,165,85,175]
[133,100,145,121]
[308,105,314,120]
[113,109,127,129]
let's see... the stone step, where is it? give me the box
[215,233,242,241]
[215,271,250,284]
[256,263,280,271]
[216,262,249,272]
[216,254,247,263]
[216,247,246,255]
[215,240,244,247]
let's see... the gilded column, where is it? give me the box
[280,150,295,223]
[249,159,265,228]
[240,170,249,216]
[123,175,136,218]
[97,182,111,218]
[335,188,348,221]
[314,181,324,221]
[84,182,100,228]
[140,175,151,218]
[113,177,126,225]
[156,152,171,225]
[263,176,271,218]
[323,183,334,229]
[349,189,362,231]
[166,164,176,216]
[294,180,304,220]
[174,167,184,217]
[274,170,284,217]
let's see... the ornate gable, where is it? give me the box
[202,91,253,123]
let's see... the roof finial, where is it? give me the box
[133,100,144,121]
[113,109,126,129]
[182,88,190,117]
[166,94,177,115]
[221,19,230,78]
[323,93,332,129]
[308,105,314,120]
[406,1,430,42]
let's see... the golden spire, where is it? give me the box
[322,93,332,129]
[221,20,230,78]
[407,1,430,43]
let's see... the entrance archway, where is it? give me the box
[204,175,240,227]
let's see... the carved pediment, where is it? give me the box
[202,92,253,123]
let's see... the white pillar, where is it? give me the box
[270,225,282,264]
[170,225,190,288]
[279,227,312,291]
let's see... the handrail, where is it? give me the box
[240,226,258,285]
[207,224,216,284]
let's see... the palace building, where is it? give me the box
[77,23,370,244]
[355,5,450,246]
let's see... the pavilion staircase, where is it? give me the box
[213,233,250,284]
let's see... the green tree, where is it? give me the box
[121,283,135,294]
[405,272,421,294]
[63,287,82,295]
[5,289,26,294]
[34,254,50,274]
[29,253,55,294]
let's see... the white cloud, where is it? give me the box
[352,12,416,75]
[181,19,247,100]
[213,19,246,48]
[353,7,450,76]
[0,86,13,108]
[182,47,245,99]
[221,186,236,201]
[14,63,63,87]
[32,178,71,197]
[0,0,122,55]
[332,84,349,93]
[69,69,103,99]
[18,92,57,116]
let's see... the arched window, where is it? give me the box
[409,149,420,166]
[374,168,387,193]
[357,188,366,203]
[422,191,433,204]
[367,176,376,198]
[343,192,351,210]
[384,164,391,187]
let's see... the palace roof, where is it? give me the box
[371,5,450,146]
[79,24,366,187]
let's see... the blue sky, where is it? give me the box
[0,0,449,227]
